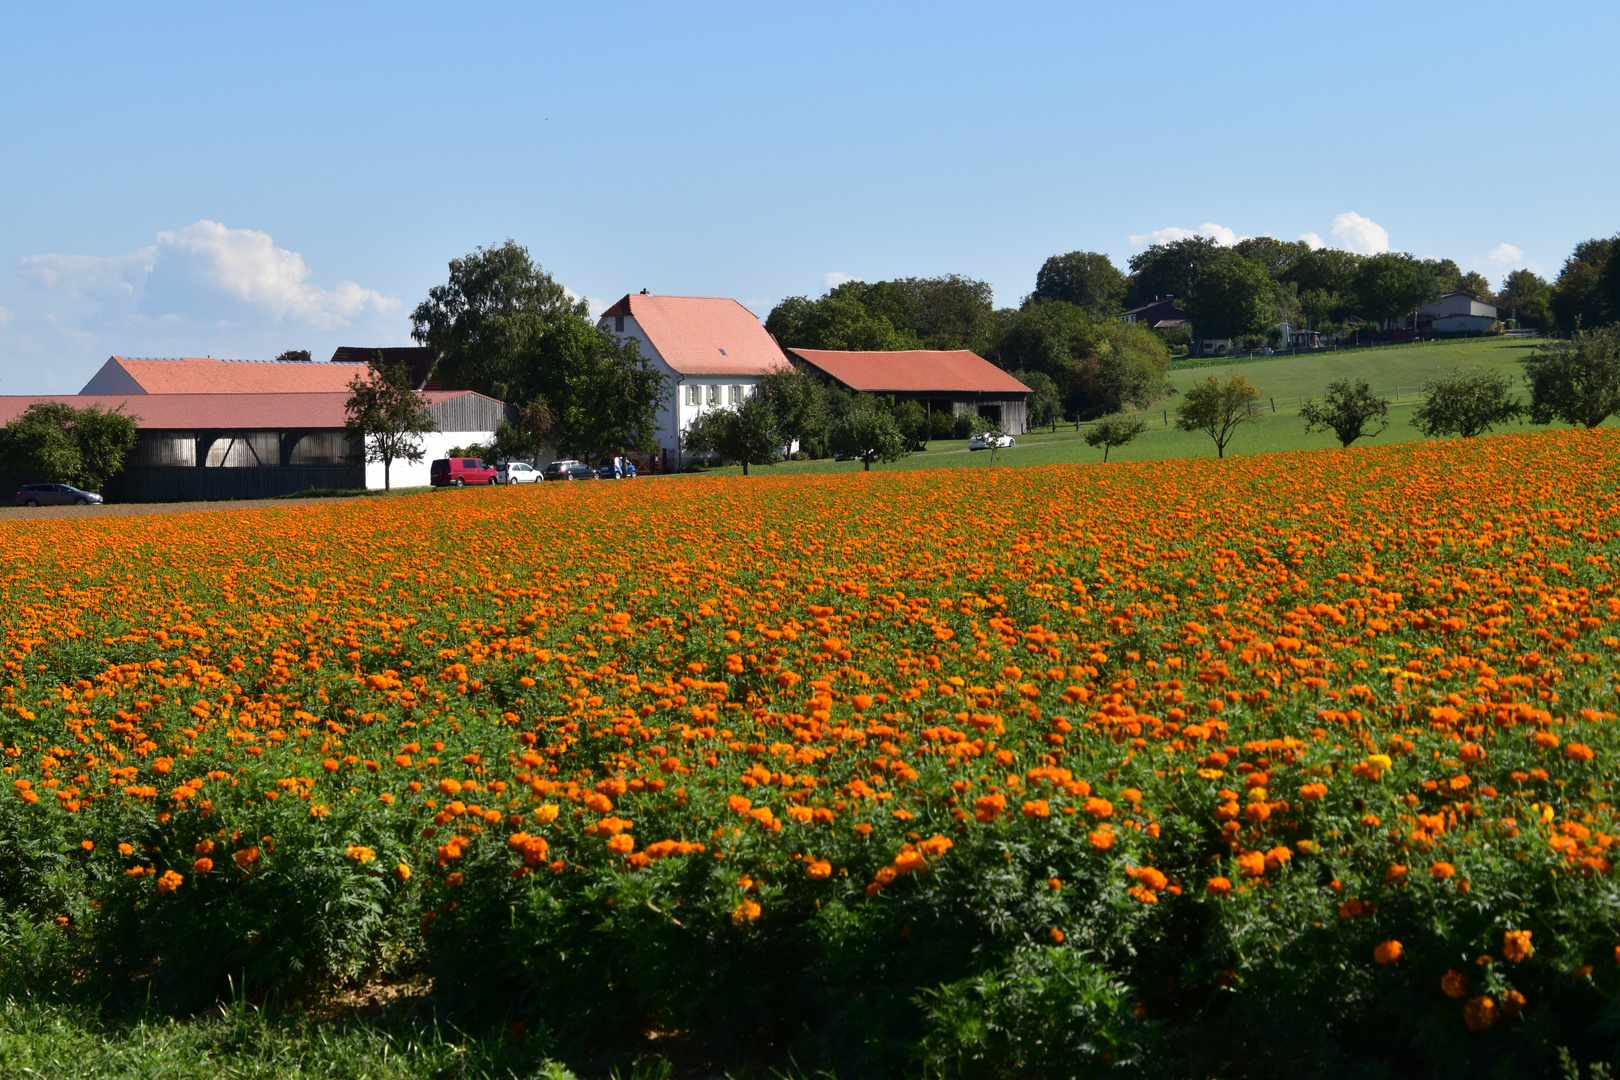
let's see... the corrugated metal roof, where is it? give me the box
[786,349,1032,395]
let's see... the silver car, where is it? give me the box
[498,461,541,485]
[15,483,103,506]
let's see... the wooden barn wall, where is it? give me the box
[107,465,365,503]
[429,396,514,433]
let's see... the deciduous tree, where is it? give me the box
[0,401,138,493]
[273,349,312,363]
[1522,325,1620,429]
[1126,235,1223,308]
[683,393,783,475]
[1084,412,1146,462]
[1175,374,1259,458]
[1031,251,1126,316]
[1300,379,1389,447]
[523,318,666,458]
[828,395,907,471]
[1410,367,1521,439]
[345,353,438,490]
[1352,253,1440,326]
[1184,257,1273,343]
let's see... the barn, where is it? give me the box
[784,348,1033,434]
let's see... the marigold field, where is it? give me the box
[5,431,1620,1077]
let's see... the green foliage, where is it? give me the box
[1175,373,1259,458]
[345,354,438,490]
[1498,269,1553,329]
[1184,257,1274,342]
[1550,237,1616,331]
[1422,257,1465,296]
[1522,325,1620,429]
[494,401,556,465]
[444,444,495,462]
[1231,237,1311,280]
[828,395,907,470]
[1299,378,1390,447]
[1455,270,1495,302]
[767,276,997,354]
[1083,412,1147,462]
[683,393,783,475]
[1352,253,1441,325]
[1031,251,1126,317]
[1282,247,1364,299]
[915,947,1146,1079]
[410,240,587,403]
[758,366,831,457]
[891,399,930,451]
[928,407,958,441]
[1014,369,1064,429]
[1125,235,1222,308]
[522,318,666,457]
[1411,366,1522,438]
[989,302,1168,418]
[273,349,313,363]
[0,401,139,493]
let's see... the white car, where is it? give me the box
[498,461,541,484]
[967,433,1015,451]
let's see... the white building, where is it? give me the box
[598,293,791,468]
[1421,293,1500,335]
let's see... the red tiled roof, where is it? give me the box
[785,349,1032,395]
[0,391,486,430]
[80,356,373,395]
[602,294,789,376]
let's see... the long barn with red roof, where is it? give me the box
[785,348,1032,434]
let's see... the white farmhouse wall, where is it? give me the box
[365,429,494,489]
[601,314,765,461]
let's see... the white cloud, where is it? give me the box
[1475,243,1541,277]
[1127,223,1243,248]
[1298,232,1325,250]
[0,306,12,327]
[824,271,856,289]
[19,220,397,330]
[1327,212,1390,255]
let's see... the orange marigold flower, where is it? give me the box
[974,793,1006,823]
[155,870,184,895]
[1021,799,1050,819]
[345,845,376,864]
[1575,964,1593,979]
[1502,929,1533,963]
[118,843,134,856]
[1567,743,1595,762]
[1049,927,1065,944]
[806,859,832,880]
[1462,995,1497,1031]
[1430,861,1456,880]
[1236,850,1266,878]
[731,899,762,924]
[80,840,94,852]
[1206,876,1233,897]
[1440,969,1468,999]
[1088,828,1115,852]
[192,857,214,874]
[438,778,463,796]
[1500,988,1526,1017]
[394,862,412,882]
[1385,864,1408,883]
[1299,782,1328,801]
[1128,866,1168,891]
[1083,797,1114,818]
[893,850,927,874]
[919,834,953,858]
[1374,940,1403,965]
[727,794,752,814]
[234,847,260,868]
[606,834,635,855]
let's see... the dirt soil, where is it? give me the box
[0,495,368,521]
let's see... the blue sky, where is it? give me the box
[1,0,1615,393]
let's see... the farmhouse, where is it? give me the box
[597,293,791,468]
[785,348,1032,434]
[0,355,509,500]
[1118,296,1187,330]
[1419,292,1500,336]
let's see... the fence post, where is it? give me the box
[1163,410,1168,426]
[1270,397,1275,413]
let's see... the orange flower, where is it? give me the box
[394,862,412,882]
[1020,799,1050,819]
[1374,940,1403,965]
[606,834,635,855]
[155,870,184,895]
[974,793,1006,823]
[1440,969,1468,999]
[1429,861,1455,880]
[1206,876,1233,896]
[1462,995,1497,1031]
[233,847,260,868]
[1500,988,1526,1017]
[192,857,214,874]
[1236,850,1265,878]
[1049,927,1065,944]
[806,859,832,880]
[731,899,762,924]
[1502,929,1533,963]
[919,835,953,858]
[1088,828,1115,852]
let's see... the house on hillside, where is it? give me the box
[1118,296,1187,330]
[1418,293,1500,336]
[597,292,791,468]
[0,355,510,500]
[784,348,1032,434]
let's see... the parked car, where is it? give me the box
[430,458,498,487]
[498,461,541,485]
[594,458,637,479]
[542,459,596,481]
[968,433,1015,451]
[15,483,103,507]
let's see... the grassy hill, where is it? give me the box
[692,336,1584,477]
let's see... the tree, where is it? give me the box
[828,395,906,471]
[493,399,555,465]
[1126,235,1223,308]
[1454,271,1494,302]
[274,349,312,363]
[1175,374,1259,458]
[1421,257,1464,296]
[1352,253,1440,326]
[1282,248,1363,300]
[1522,325,1620,429]
[520,317,666,457]
[0,401,138,493]
[1410,367,1521,439]
[1031,251,1126,316]
[765,275,997,353]
[1084,412,1146,462]
[891,399,930,451]
[989,302,1168,419]
[1300,379,1389,447]
[1549,238,1614,332]
[757,366,829,457]
[683,392,783,475]
[1498,269,1552,329]
[1013,369,1063,430]
[411,240,586,403]
[1232,237,1310,280]
[1184,257,1273,343]
[345,353,438,490]
[765,291,919,351]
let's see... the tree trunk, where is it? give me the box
[863,458,871,471]
[384,458,391,491]
[743,460,749,476]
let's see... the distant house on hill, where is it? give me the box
[597,292,791,468]
[784,348,1032,434]
[1418,293,1500,336]
[1118,296,1187,330]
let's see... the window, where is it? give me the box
[138,432,196,467]
[727,384,742,405]
[706,384,720,406]
[205,432,280,467]
[614,315,625,332]
[289,432,355,466]
[685,384,701,406]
